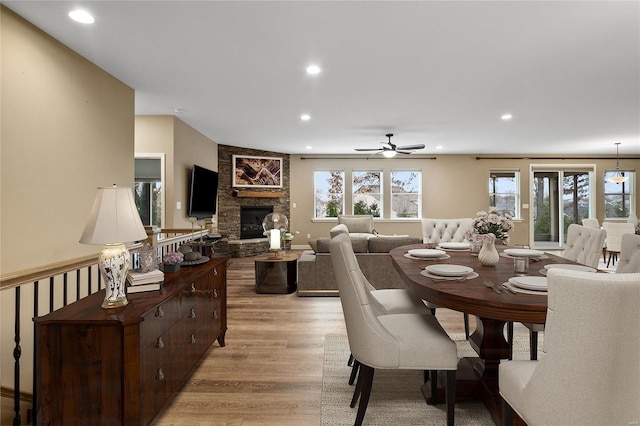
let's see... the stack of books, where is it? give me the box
[126,269,164,293]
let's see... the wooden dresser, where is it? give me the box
[35,257,227,425]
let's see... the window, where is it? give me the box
[604,171,635,218]
[314,171,344,218]
[352,171,382,217]
[489,171,520,218]
[134,157,163,227]
[390,171,421,218]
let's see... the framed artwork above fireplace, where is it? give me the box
[233,155,282,188]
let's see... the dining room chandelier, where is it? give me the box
[607,142,628,184]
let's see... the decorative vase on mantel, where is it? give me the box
[478,233,500,266]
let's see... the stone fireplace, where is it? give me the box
[240,206,273,239]
[217,144,291,257]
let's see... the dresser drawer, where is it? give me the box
[140,296,181,350]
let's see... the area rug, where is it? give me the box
[321,333,542,425]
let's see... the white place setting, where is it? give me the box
[539,263,597,275]
[420,264,479,281]
[404,248,450,260]
[503,276,548,294]
[501,248,548,260]
[436,242,471,251]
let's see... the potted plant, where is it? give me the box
[162,251,184,273]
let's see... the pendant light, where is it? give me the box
[607,142,628,184]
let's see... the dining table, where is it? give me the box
[389,244,588,425]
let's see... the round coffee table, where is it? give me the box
[254,252,298,294]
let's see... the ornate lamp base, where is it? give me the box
[99,243,131,309]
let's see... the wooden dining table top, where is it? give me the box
[389,244,580,325]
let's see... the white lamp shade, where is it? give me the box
[80,186,148,245]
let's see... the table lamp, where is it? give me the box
[262,212,288,258]
[80,185,148,308]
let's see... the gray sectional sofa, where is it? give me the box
[297,234,422,296]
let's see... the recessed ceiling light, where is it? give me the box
[436,145,443,150]
[300,114,311,121]
[306,146,312,150]
[501,113,513,120]
[306,64,321,75]
[68,9,95,24]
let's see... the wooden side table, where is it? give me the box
[254,252,298,294]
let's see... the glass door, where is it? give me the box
[532,169,592,248]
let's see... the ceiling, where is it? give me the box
[4,1,640,156]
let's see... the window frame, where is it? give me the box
[313,170,345,219]
[389,170,422,219]
[489,170,521,219]
[603,170,636,219]
[352,170,383,217]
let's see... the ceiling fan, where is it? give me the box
[355,133,425,158]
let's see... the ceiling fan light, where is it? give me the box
[382,150,397,158]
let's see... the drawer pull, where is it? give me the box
[189,334,196,344]
[156,337,165,349]
[188,308,196,319]
[155,306,164,318]
[213,289,218,298]
[212,310,218,320]
[190,283,196,294]
[213,267,218,276]
[156,368,165,381]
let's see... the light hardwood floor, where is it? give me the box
[153,252,492,425]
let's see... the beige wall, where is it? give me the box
[1,7,135,274]
[135,116,219,229]
[1,7,135,396]
[290,155,639,247]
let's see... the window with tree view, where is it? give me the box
[391,171,421,218]
[353,171,382,217]
[134,158,162,227]
[314,171,345,218]
[489,171,519,218]
[604,171,634,218]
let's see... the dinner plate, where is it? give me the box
[503,248,545,258]
[543,264,597,273]
[421,270,479,281]
[503,282,548,295]
[404,253,450,260]
[437,242,471,250]
[407,249,447,258]
[508,276,548,291]
[425,264,474,277]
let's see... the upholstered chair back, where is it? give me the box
[329,233,402,368]
[329,223,350,238]
[616,233,640,273]
[562,224,606,268]
[421,218,472,243]
[602,222,636,253]
[337,215,375,234]
[581,218,600,229]
[517,269,640,424]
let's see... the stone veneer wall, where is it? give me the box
[218,145,290,256]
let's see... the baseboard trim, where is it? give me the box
[296,289,339,297]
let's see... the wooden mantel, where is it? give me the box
[232,190,284,198]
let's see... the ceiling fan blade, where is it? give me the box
[355,148,383,152]
[396,150,415,155]
[396,144,425,151]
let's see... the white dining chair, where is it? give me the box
[420,217,473,338]
[499,269,640,425]
[521,223,606,360]
[329,233,459,426]
[615,233,640,273]
[601,222,636,267]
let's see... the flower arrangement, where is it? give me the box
[466,207,514,243]
[282,230,300,241]
[163,251,184,265]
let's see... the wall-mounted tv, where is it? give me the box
[188,164,219,219]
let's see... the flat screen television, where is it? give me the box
[188,165,219,219]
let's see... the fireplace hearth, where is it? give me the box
[240,206,273,239]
